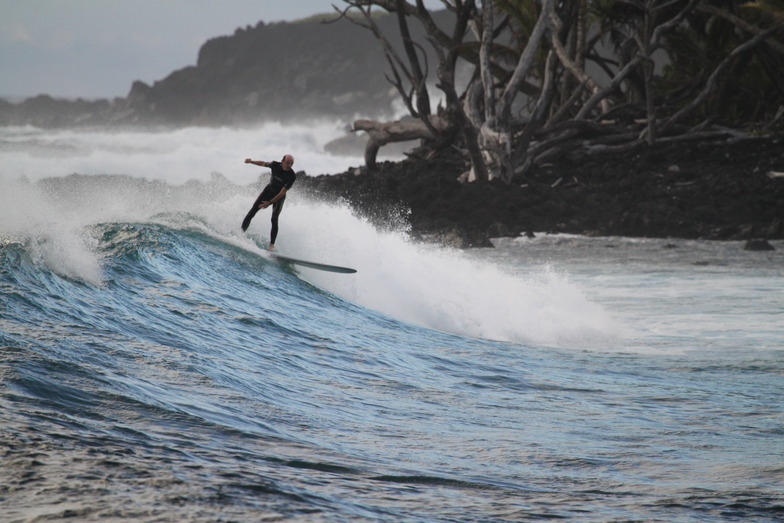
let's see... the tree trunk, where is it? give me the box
[354,116,448,169]
[642,0,656,145]
[478,0,551,182]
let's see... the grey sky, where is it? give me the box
[1,0,442,100]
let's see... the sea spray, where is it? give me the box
[1,170,625,346]
[0,179,103,284]
[260,199,625,347]
[1,123,624,346]
[0,122,378,184]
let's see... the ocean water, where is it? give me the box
[1,125,782,521]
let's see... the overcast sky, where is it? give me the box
[1,0,441,100]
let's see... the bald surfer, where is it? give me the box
[241,154,296,251]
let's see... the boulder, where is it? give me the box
[743,239,775,251]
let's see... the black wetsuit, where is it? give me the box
[241,161,296,244]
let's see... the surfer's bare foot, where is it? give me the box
[267,244,275,251]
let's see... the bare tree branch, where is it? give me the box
[497,0,552,124]
[659,26,778,134]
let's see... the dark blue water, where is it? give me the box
[2,216,782,521]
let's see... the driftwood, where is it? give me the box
[353,115,448,169]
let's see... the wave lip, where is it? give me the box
[2,169,624,347]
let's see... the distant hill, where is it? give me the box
[0,11,449,128]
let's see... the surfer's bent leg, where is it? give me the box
[269,197,285,244]
[241,206,260,231]
[241,188,272,231]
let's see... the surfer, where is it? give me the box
[241,154,296,251]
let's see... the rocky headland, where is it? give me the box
[0,12,447,128]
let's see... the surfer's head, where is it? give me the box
[282,154,294,170]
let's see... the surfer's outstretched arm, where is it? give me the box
[245,158,270,167]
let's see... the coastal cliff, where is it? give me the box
[0,12,444,127]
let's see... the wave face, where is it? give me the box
[0,171,622,347]
[2,139,783,520]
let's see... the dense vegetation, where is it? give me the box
[340,0,784,183]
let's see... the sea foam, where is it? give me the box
[0,123,624,346]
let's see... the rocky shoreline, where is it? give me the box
[301,134,784,248]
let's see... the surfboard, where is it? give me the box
[271,253,357,274]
